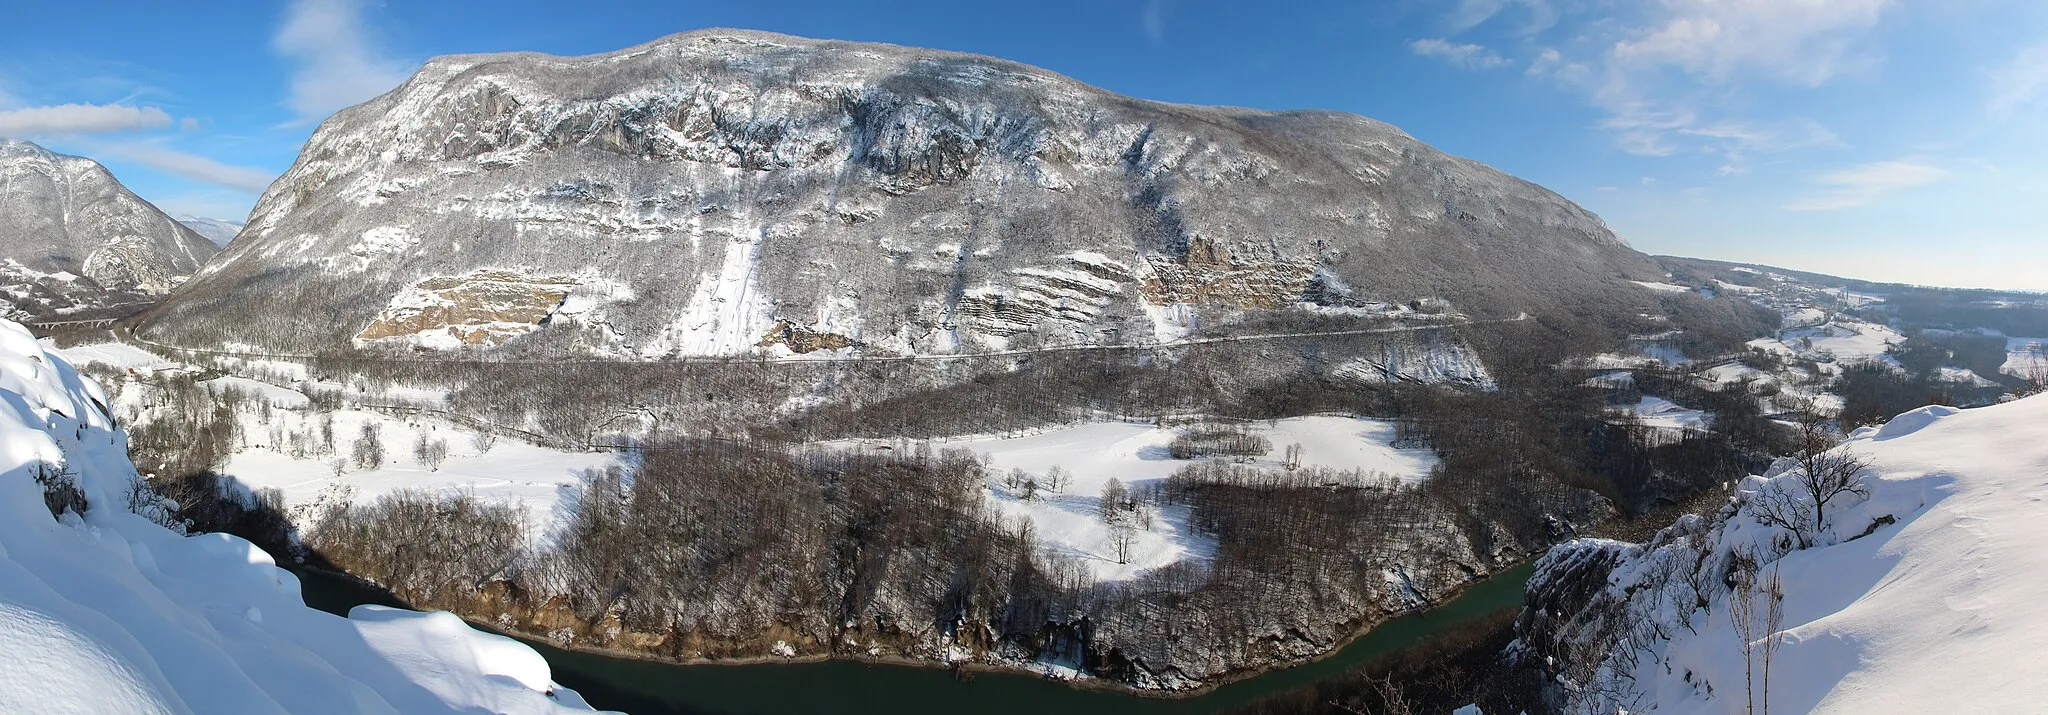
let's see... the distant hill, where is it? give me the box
[173,215,244,247]
[0,139,220,318]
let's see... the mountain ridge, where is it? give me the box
[141,28,1661,363]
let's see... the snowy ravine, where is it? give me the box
[0,321,602,714]
[1516,394,2048,713]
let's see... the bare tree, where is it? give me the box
[470,430,498,455]
[1098,478,1129,523]
[1759,562,1786,715]
[1728,554,1759,715]
[351,423,385,470]
[1729,555,1787,715]
[1283,442,1304,471]
[1109,520,1136,565]
[1757,417,1869,546]
[1046,465,1071,494]
[415,435,449,471]
[2017,354,2048,397]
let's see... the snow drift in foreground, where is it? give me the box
[0,320,599,714]
[1519,394,2048,713]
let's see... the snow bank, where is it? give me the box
[0,321,599,714]
[1524,393,2048,713]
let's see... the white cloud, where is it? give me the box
[0,103,173,137]
[1511,0,1893,165]
[273,0,411,123]
[1410,38,1513,70]
[1989,38,2048,116]
[96,143,276,193]
[1611,0,1891,87]
[1783,160,1950,211]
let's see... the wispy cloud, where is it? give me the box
[1447,0,1557,35]
[0,103,173,137]
[273,0,411,123]
[1516,0,1892,165]
[94,142,276,193]
[1783,160,1950,211]
[1409,38,1512,70]
[1141,0,1176,47]
[1609,0,1891,87]
[1989,37,2048,116]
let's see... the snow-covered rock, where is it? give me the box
[1517,394,2048,713]
[0,319,599,714]
[142,28,1661,358]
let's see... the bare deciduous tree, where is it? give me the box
[1728,555,1786,715]
[471,430,498,455]
[1756,417,1869,546]
[1109,520,1136,565]
[351,423,384,470]
[1098,478,1129,523]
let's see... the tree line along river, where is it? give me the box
[293,562,1535,715]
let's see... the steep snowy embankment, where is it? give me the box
[0,320,600,714]
[1520,394,2048,713]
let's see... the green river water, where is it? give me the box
[295,563,1533,715]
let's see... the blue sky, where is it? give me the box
[2,1,2045,290]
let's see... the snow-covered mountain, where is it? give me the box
[172,215,244,247]
[1515,395,2048,712]
[139,28,1661,357]
[0,140,219,317]
[0,318,598,714]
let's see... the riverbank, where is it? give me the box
[291,561,1534,714]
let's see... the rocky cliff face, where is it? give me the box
[0,140,219,317]
[141,28,1659,358]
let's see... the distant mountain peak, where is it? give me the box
[173,214,245,247]
[0,138,220,316]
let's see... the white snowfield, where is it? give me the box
[1569,394,2048,713]
[0,322,601,714]
[1750,317,1904,367]
[838,416,1439,582]
[2003,336,2048,379]
[215,408,619,545]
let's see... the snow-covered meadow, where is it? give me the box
[833,416,1439,581]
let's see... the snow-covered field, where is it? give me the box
[1615,395,1711,430]
[51,342,612,543]
[0,322,598,713]
[1546,394,2048,713]
[1757,318,1904,365]
[2002,336,2048,379]
[835,416,1439,581]
[221,410,620,544]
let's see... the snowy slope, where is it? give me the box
[0,320,599,714]
[1521,395,2048,713]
